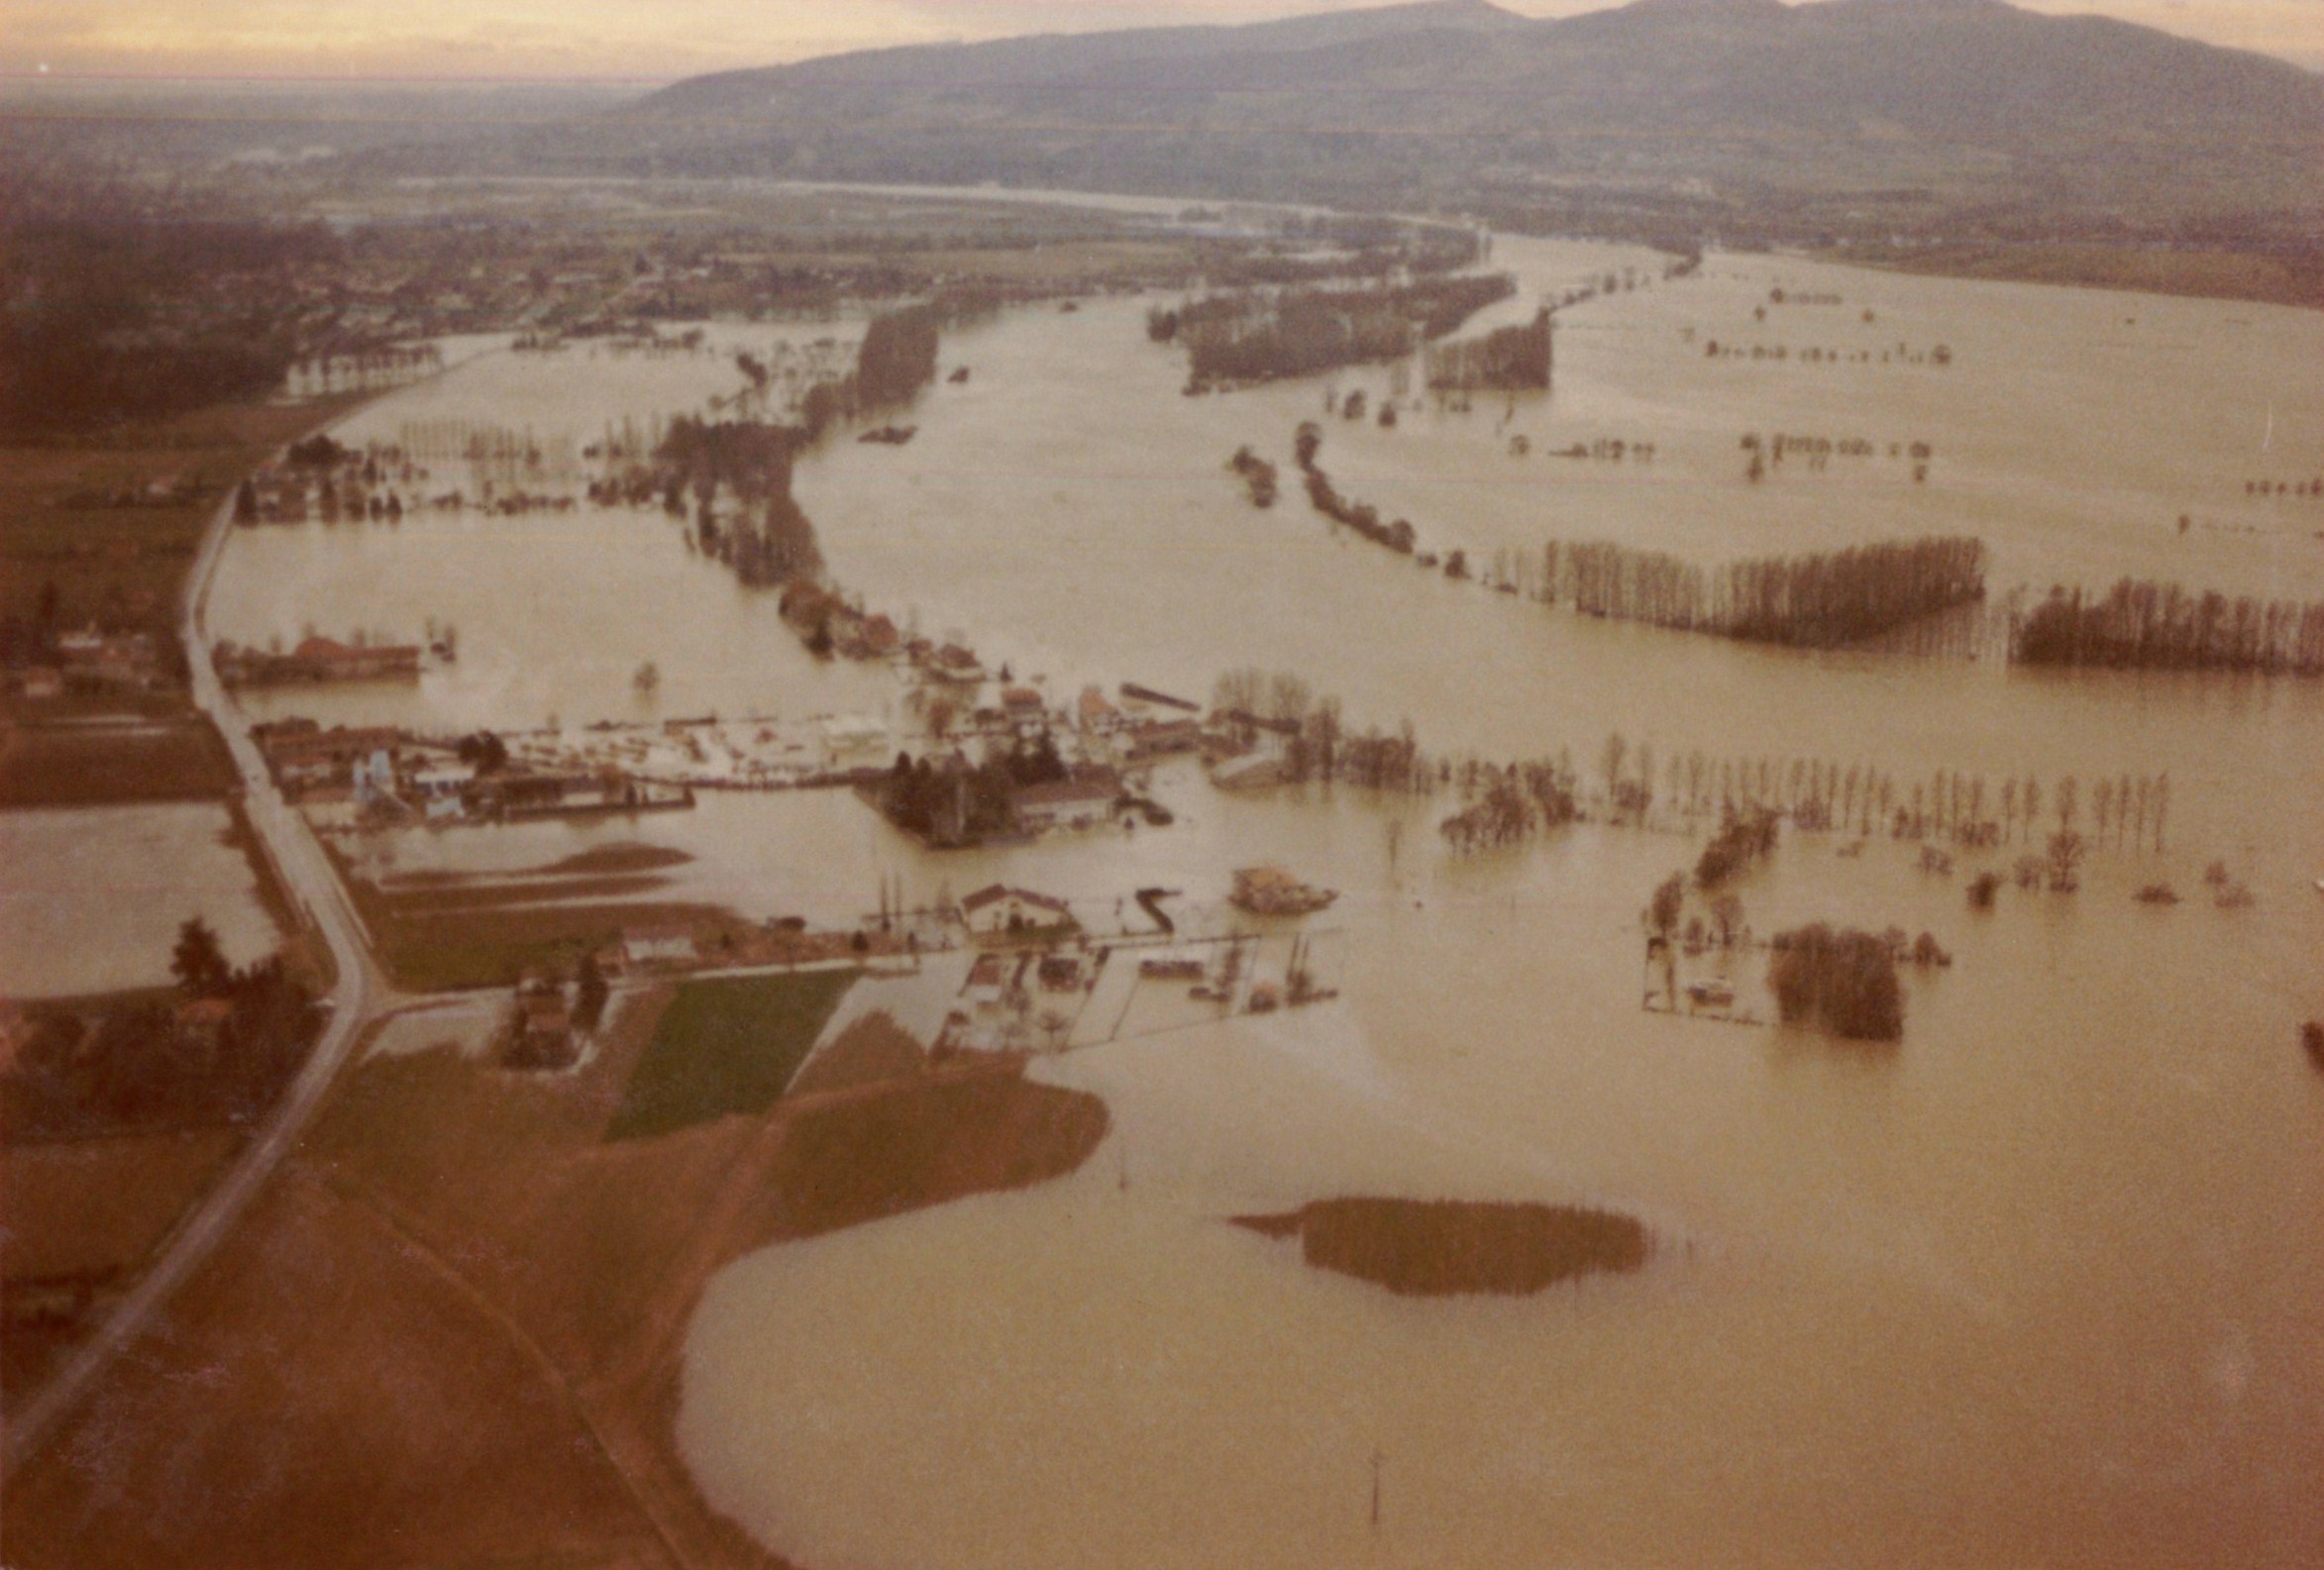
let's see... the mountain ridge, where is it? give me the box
[417,0,2324,248]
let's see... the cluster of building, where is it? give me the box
[15,627,163,700]
[235,448,422,527]
[250,717,689,823]
[214,636,421,687]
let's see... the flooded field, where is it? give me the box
[677,782,2323,1570]
[211,322,889,735]
[0,804,284,998]
[204,230,2324,1566]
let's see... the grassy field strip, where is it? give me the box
[605,969,859,1142]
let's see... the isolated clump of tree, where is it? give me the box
[2,918,321,1142]
[2008,578,2324,675]
[1227,446,1279,508]
[1541,535,1986,649]
[1768,924,1904,1042]
[1438,760,1579,854]
[874,749,1021,847]
[793,300,953,441]
[1425,307,1552,391]
[849,302,943,415]
[285,434,352,469]
[650,416,823,587]
[1211,667,1429,793]
[1695,806,1781,888]
[1166,274,1515,387]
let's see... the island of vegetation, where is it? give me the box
[2008,578,2324,675]
[1152,273,1517,391]
[1232,1198,1650,1297]
[1768,924,1906,1043]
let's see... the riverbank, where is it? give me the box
[1823,240,2324,316]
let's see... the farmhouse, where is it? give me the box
[1124,718,1205,761]
[1013,768,1122,832]
[253,720,404,791]
[959,885,1074,938]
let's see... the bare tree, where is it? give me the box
[2046,829,2086,892]
[1602,731,1628,811]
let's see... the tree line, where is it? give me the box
[872,731,1075,848]
[1282,421,1985,648]
[1424,307,1553,392]
[2,918,320,1142]
[1293,423,1420,557]
[1543,535,1987,650]
[1438,760,1578,854]
[1590,729,2171,857]
[1227,447,1279,508]
[1152,274,1517,389]
[1211,666,1428,794]
[2008,578,2324,675]
[0,207,341,437]
[634,298,964,594]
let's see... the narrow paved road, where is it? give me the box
[5,481,388,1470]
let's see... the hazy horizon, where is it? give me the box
[5,0,2319,84]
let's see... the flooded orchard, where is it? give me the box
[212,231,2324,1567]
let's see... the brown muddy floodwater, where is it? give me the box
[0,803,283,997]
[211,230,2324,1567]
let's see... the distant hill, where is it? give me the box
[423,0,2324,247]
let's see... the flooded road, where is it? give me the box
[202,230,2324,1566]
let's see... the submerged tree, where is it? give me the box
[1768,925,1903,1042]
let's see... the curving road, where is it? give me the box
[5,479,388,1471]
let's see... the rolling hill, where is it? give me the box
[427,0,2324,247]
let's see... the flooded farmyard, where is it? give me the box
[184,224,2324,1567]
[7,7,2324,1566]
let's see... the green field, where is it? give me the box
[606,970,856,1142]
[0,720,237,808]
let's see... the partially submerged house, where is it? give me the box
[1013,768,1122,833]
[960,885,1075,939]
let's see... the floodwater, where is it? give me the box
[0,803,284,998]
[208,232,2324,1565]
[211,323,889,736]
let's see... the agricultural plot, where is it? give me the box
[605,968,856,1141]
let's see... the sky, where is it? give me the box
[4,0,2320,80]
